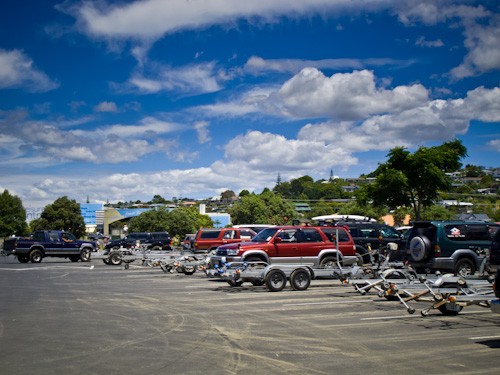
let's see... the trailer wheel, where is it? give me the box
[438,303,463,315]
[290,269,311,291]
[29,249,43,263]
[227,279,244,287]
[183,266,196,275]
[17,255,29,263]
[102,259,110,265]
[265,269,287,292]
[108,251,122,266]
[250,280,265,286]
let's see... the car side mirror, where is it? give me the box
[274,237,282,243]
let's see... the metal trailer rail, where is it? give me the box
[155,254,207,275]
[93,246,176,269]
[374,274,493,316]
[207,243,418,292]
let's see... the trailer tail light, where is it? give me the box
[448,296,457,303]
[434,245,441,257]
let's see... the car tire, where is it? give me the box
[289,269,311,291]
[29,249,43,263]
[80,248,91,262]
[454,258,476,277]
[320,255,340,268]
[409,236,431,262]
[265,269,287,292]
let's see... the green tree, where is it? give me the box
[419,204,455,221]
[129,207,171,232]
[370,139,467,220]
[229,192,295,225]
[30,196,86,238]
[0,190,29,237]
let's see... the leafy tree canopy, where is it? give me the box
[0,190,29,237]
[370,139,467,220]
[229,191,296,225]
[30,196,86,238]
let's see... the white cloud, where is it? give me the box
[0,49,59,92]
[66,0,389,40]
[487,139,500,152]
[125,62,223,95]
[94,101,118,112]
[415,36,444,48]
[194,121,211,144]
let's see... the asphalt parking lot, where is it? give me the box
[0,255,499,375]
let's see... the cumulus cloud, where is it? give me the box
[194,121,211,144]
[487,139,500,152]
[0,49,59,92]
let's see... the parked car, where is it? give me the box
[335,221,406,262]
[193,227,257,253]
[209,225,357,268]
[104,231,171,251]
[405,220,499,276]
[182,234,196,250]
[490,229,500,313]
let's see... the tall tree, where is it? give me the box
[0,190,29,237]
[369,139,467,220]
[30,196,86,238]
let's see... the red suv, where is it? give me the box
[193,227,257,253]
[209,226,356,267]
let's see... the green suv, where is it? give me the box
[406,221,499,276]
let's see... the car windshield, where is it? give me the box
[251,228,280,242]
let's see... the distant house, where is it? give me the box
[455,213,492,222]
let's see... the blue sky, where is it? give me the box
[0,0,499,207]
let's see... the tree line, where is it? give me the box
[1,139,498,240]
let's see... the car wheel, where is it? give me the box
[265,269,287,292]
[80,248,91,262]
[108,251,122,266]
[454,258,475,277]
[320,256,339,268]
[152,245,161,250]
[409,236,431,262]
[289,269,311,291]
[29,249,43,263]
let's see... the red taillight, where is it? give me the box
[434,245,441,257]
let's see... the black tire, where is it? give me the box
[438,303,463,315]
[409,236,431,262]
[29,249,43,263]
[227,279,244,287]
[320,255,339,268]
[152,245,161,250]
[183,266,196,275]
[108,251,122,266]
[80,248,91,262]
[289,269,311,291]
[454,258,476,277]
[265,269,287,292]
[17,255,29,263]
[250,280,265,286]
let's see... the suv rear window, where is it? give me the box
[200,230,222,239]
[444,224,491,241]
[320,228,350,242]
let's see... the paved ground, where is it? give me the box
[0,255,499,374]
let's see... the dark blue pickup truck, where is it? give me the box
[2,230,95,263]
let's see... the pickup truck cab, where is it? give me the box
[2,230,95,263]
[209,225,356,268]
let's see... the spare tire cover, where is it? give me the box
[409,236,431,262]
